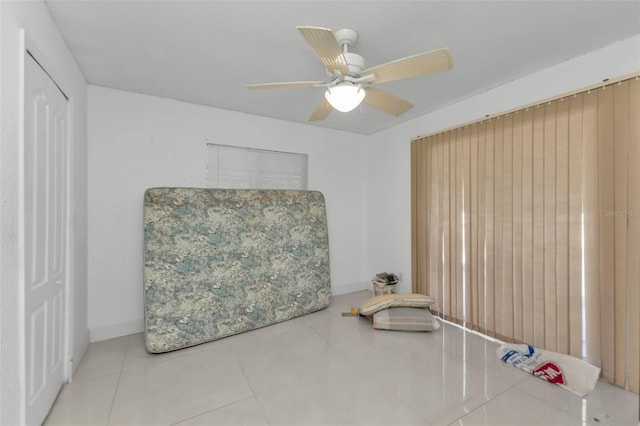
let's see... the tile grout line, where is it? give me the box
[513,376,598,423]
[233,344,274,426]
[445,381,519,425]
[167,395,260,426]
[105,335,132,425]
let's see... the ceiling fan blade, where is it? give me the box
[363,48,453,84]
[296,26,350,76]
[363,87,413,116]
[246,81,324,90]
[308,98,333,122]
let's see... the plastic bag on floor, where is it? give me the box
[497,343,601,396]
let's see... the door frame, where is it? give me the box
[18,29,75,423]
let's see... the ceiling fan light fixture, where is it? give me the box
[324,83,365,112]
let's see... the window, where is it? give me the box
[206,143,308,190]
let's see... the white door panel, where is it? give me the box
[24,52,68,426]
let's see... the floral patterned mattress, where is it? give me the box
[143,188,332,353]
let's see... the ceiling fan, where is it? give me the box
[247,26,453,122]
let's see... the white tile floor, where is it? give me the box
[45,291,639,426]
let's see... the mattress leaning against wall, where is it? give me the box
[143,188,332,353]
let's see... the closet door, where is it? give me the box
[23,52,69,426]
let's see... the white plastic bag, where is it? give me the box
[497,343,601,396]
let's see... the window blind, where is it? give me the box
[206,143,308,190]
[411,76,639,392]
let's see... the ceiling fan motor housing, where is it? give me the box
[343,52,365,77]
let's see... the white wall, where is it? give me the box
[366,35,640,294]
[0,0,89,424]
[87,86,369,340]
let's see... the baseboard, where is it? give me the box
[89,319,145,342]
[331,281,370,296]
[89,285,369,341]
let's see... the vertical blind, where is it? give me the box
[411,76,639,392]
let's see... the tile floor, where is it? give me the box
[45,291,639,426]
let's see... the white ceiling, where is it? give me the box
[45,0,640,135]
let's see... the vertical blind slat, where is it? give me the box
[477,124,487,332]
[494,118,504,338]
[443,135,452,317]
[543,102,558,352]
[555,98,570,355]
[470,125,480,331]
[428,140,439,305]
[512,112,524,343]
[485,121,496,336]
[582,90,602,369]
[435,135,443,314]
[532,106,546,348]
[451,132,460,322]
[474,125,487,332]
[626,78,640,391]
[456,130,465,323]
[502,115,514,342]
[597,87,615,382]
[462,127,472,325]
[411,142,418,290]
[568,94,584,359]
[426,139,434,303]
[613,81,629,388]
[416,140,427,297]
[521,108,535,345]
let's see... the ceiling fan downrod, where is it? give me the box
[334,29,365,78]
